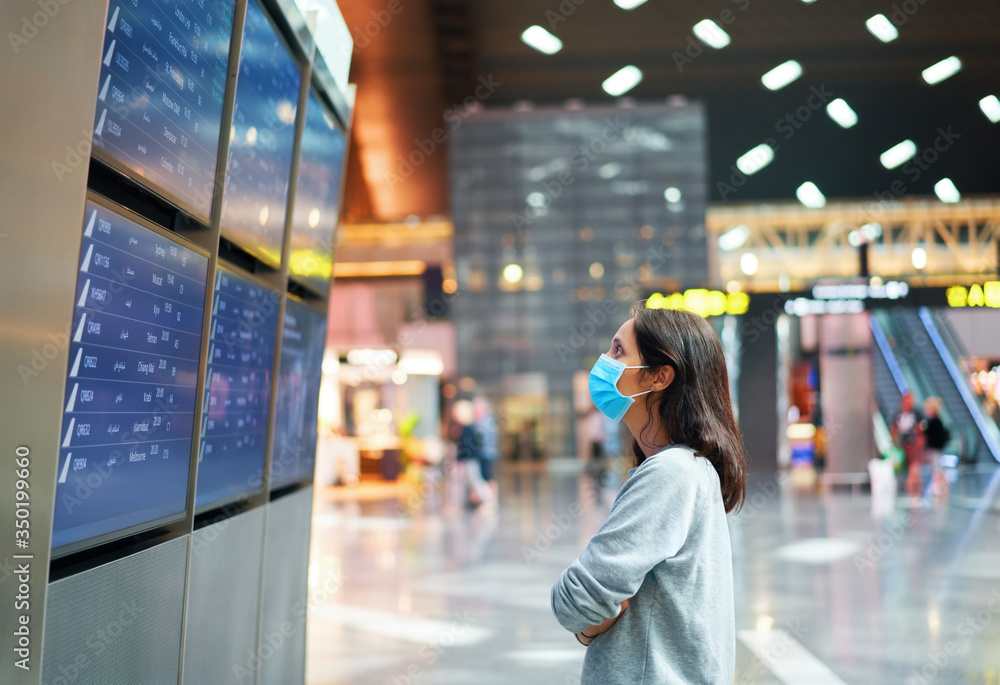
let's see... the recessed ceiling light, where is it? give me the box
[934,178,960,203]
[520,25,562,55]
[922,56,962,85]
[602,65,643,97]
[736,144,774,176]
[796,182,826,208]
[980,95,1000,123]
[865,14,898,43]
[692,20,730,49]
[826,98,858,128]
[761,60,803,91]
[880,140,917,169]
[664,187,682,203]
[614,0,648,9]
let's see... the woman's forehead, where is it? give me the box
[613,318,634,343]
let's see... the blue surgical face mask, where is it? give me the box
[589,354,651,422]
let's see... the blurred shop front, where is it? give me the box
[316,218,455,486]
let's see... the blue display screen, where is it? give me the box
[90,0,236,222]
[270,299,327,489]
[221,0,301,266]
[288,91,346,293]
[195,266,280,509]
[52,199,209,553]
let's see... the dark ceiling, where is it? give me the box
[340,0,1000,221]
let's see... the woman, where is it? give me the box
[551,303,747,684]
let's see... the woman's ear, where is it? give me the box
[652,365,675,391]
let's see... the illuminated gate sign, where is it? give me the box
[646,289,749,317]
[946,282,1000,308]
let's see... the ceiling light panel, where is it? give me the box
[865,14,898,43]
[826,98,858,128]
[922,56,962,85]
[761,60,803,91]
[692,20,731,49]
[521,26,562,55]
[880,140,917,169]
[602,66,643,97]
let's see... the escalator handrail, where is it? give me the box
[869,314,909,395]
[933,308,971,362]
[918,307,1000,463]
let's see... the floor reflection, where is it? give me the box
[306,464,1000,685]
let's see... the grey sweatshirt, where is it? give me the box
[551,445,735,684]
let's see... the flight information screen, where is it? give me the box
[90,0,236,222]
[52,199,209,553]
[270,299,327,490]
[288,91,346,294]
[220,0,301,266]
[195,266,280,509]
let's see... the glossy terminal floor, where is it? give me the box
[305,460,1000,685]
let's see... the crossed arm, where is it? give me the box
[551,455,700,646]
[574,599,629,646]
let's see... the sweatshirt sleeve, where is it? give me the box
[550,454,703,634]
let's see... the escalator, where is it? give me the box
[872,308,1000,464]
[870,315,905,428]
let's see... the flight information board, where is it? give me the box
[52,198,209,553]
[270,299,327,489]
[195,266,280,509]
[90,0,236,222]
[220,0,302,266]
[288,90,346,294]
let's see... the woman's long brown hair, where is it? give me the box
[629,302,748,513]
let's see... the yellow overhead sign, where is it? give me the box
[647,289,750,317]
[946,282,1000,308]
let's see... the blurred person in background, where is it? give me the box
[585,407,610,492]
[472,396,500,500]
[922,396,950,501]
[551,303,747,685]
[453,399,497,510]
[891,392,925,497]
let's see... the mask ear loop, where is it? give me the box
[628,358,672,400]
